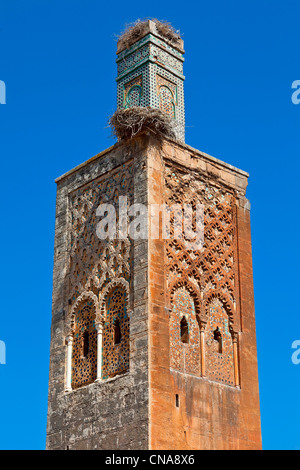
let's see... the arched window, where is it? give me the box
[205,298,235,386]
[169,286,200,376]
[72,300,97,389]
[102,285,129,379]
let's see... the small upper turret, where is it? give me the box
[116,19,185,141]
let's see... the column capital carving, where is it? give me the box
[199,317,207,331]
[95,322,104,333]
[231,330,239,343]
[165,306,172,317]
[66,334,73,344]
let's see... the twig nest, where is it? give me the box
[117,18,181,51]
[109,107,177,142]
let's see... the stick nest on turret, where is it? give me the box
[109,107,177,142]
[117,18,181,51]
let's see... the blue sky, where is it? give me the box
[0,0,299,450]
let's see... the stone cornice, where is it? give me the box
[55,133,249,198]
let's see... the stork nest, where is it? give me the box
[109,107,177,142]
[117,18,181,51]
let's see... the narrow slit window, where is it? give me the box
[82,331,89,358]
[114,318,121,345]
[213,327,223,354]
[180,316,189,343]
[176,394,179,408]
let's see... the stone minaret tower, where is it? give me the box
[46,20,262,450]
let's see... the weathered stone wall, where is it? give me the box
[46,137,149,450]
[147,137,262,450]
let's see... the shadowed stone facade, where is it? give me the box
[47,138,149,450]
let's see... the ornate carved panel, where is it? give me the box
[157,75,176,117]
[68,161,133,311]
[170,286,201,376]
[165,164,238,385]
[72,299,97,389]
[66,161,134,387]
[205,298,235,386]
[124,75,143,108]
[102,285,129,379]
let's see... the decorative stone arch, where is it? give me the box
[203,289,236,331]
[186,269,203,295]
[159,85,176,118]
[125,84,142,108]
[169,280,202,376]
[99,277,130,322]
[100,277,130,379]
[66,291,101,335]
[65,290,100,391]
[168,278,202,318]
[204,291,239,387]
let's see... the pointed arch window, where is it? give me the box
[169,286,201,376]
[71,301,97,389]
[102,285,129,379]
[205,298,235,386]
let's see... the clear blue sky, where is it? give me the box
[0,0,299,450]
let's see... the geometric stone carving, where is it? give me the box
[169,286,201,376]
[205,298,235,386]
[71,299,97,389]
[65,161,133,389]
[165,163,238,385]
[102,285,129,379]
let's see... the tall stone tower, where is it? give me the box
[46,20,262,450]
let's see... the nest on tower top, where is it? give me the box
[109,106,177,142]
[117,18,181,51]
